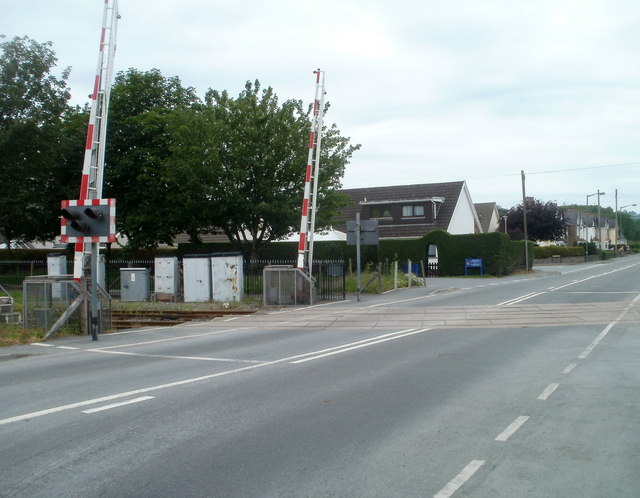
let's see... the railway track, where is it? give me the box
[110,309,256,329]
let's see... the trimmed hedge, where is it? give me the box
[533,246,585,258]
[421,230,532,276]
[1,231,534,277]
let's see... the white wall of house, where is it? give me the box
[448,183,483,234]
[487,207,499,232]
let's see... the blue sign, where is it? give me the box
[464,258,483,275]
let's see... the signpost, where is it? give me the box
[346,214,379,301]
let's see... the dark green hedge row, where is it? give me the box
[420,230,532,276]
[1,232,533,276]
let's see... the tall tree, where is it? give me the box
[0,35,78,248]
[506,198,567,242]
[104,69,211,249]
[206,80,359,257]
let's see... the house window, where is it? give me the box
[402,205,424,217]
[371,206,392,218]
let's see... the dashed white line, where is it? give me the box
[0,361,271,426]
[32,343,53,347]
[57,346,80,350]
[495,416,529,442]
[538,383,560,400]
[434,459,485,498]
[579,322,615,359]
[579,292,640,359]
[562,363,577,374]
[82,396,155,414]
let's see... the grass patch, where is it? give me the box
[0,323,44,347]
[111,298,261,312]
[345,271,423,293]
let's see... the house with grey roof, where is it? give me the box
[474,202,500,233]
[334,181,483,239]
[563,209,614,248]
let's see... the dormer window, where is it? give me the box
[402,205,424,218]
[371,206,392,218]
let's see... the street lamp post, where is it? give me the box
[587,190,605,248]
[618,201,638,252]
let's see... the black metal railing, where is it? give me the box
[1,258,347,303]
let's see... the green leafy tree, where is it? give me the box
[105,72,359,255]
[619,211,640,241]
[206,80,359,257]
[0,35,80,248]
[105,69,213,249]
[506,198,567,242]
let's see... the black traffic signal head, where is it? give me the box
[60,199,115,242]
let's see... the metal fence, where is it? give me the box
[244,259,345,302]
[22,276,111,336]
[0,258,346,303]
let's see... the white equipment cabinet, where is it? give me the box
[154,256,180,300]
[211,253,244,302]
[182,255,211,302]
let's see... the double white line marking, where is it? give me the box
[498,292,546,306]
[290,327,433,364]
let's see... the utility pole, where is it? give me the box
[521,170,529,273]
[615,189,618,255]
[597,189,604,250]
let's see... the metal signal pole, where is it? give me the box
[70,0,120,339]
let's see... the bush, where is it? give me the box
[533,246,585,258]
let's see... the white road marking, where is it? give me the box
[497,292,545,306]
[92,328,242,350]
[88,349,265,363]
[290,328,432,364]
[578,292,640,359]
[0,361,273,426]
[0,328,430,426]
[367,294,436,308]
[578,322,615,359]
[57,346,79,350]
[32,343,53,347]
[563,363,577,374]
[538,383,560,400]
[82,396,154,414]
[434,459,485,498]
[495,416,529,442]
[550,264,638,291]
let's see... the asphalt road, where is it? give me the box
[1,256,639,497]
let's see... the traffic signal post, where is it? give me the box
[60,198,116,340]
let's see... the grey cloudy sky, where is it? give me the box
[3,0,639,210]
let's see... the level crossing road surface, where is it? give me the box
[1,256,640,497]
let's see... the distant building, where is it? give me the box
[474,202,500,233]
[334,181,483,239]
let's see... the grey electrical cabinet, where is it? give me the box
[211,253,244,302]
[183,256,211,302]
[47,253,67,299]
[154,256,180,300]
[120,268,150,301]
